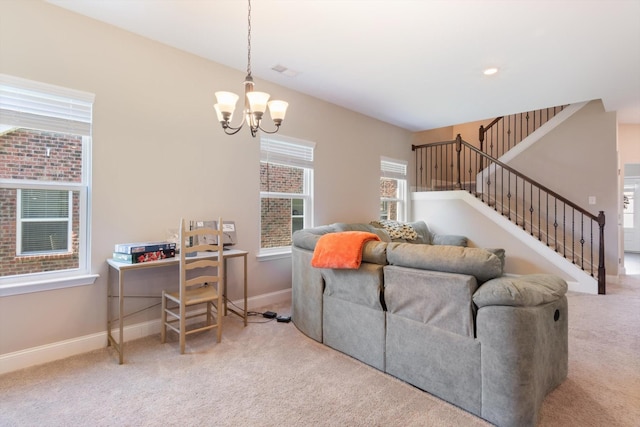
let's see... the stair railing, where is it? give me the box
[479,105,568,162]
[412,134,606,294]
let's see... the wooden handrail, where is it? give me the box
[412,134,606,294]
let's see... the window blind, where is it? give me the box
[381,156,407,180]
[0,74,94,136]
[18,189,71,253]
[260,135,315,169]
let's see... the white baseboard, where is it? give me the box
[0,289,291,375]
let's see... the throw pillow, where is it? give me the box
[370,220,418,241]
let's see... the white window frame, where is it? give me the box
[0,74,97,296]
[259,135,315,260]
[380,156,408,222]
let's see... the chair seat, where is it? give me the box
[164,285,219,306]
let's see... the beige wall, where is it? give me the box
[412,119,494,148]
[507,101,619,275]
[0,1,413,355]
[619,124,640,166]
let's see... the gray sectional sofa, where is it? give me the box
[292,221,568,427]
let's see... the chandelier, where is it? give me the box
[214,0,288,137]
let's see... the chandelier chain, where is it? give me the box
[247,0,252,76]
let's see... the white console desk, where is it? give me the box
[106,249,248,364]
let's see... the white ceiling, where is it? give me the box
[46,0,640,131]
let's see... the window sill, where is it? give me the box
[0,273,99,297]
[256,248,292,262]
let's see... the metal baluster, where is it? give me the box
[554,199,558,252]
[580,214,585,270]
[563,203,566,258]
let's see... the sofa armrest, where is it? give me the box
[476,290,568,427]
[473,274,567,308]
[292,246,324,342]
[473,274,569,426]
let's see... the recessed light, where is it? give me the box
[483,67,499,76]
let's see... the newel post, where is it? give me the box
[455,134,462,189]
[597,210,606,294]
[478,125,485,170]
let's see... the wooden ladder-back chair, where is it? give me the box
[161,218,224,354]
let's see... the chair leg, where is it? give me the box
[216,297,223,343]
[179,304,186,354]
[160,291,166,344]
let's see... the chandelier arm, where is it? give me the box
[257,123,282,134]
[223,126,244,136]
[221,110,247,132]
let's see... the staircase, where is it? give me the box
[412,105,606,294]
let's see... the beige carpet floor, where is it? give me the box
[1,276,639,427]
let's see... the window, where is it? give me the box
[260,135,314,256]
[0,74,96,295]
[380,157,408,221]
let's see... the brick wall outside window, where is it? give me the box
[0,129,81,277]
[260,162,304,248]
[381,177,399,220]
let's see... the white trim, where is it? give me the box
[0,273,99,297]
[0,74,94,136]
[260,134,315,168]
[0,289,291,374]
[380,156,408,180]
[0,77,94,293]
[0,329,107,375]
[256,249,292,261]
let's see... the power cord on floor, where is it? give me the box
[225,297,291,324]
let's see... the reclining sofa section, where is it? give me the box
[291,221,568,427]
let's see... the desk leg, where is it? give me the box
[107,265,113,347]
[221,254,247,327]
[106,266,124,364]
[223,258,229,317]
[242,253,247,326]
[118,272,124,364]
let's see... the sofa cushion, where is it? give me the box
[384,266,478,337]
[322,263,385,310]
[332,222,391,242]
[386,243,504,283]
[361,241,388,265]
[473,274,568,308]
[292,225,336,251]
[408,221,432,244]
[432,234,468,247]
[485,248,505,270]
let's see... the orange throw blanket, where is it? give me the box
[311,231,381,269]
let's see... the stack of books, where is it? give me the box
[112,241,176,264]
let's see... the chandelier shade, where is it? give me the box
[214,0,289,137]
